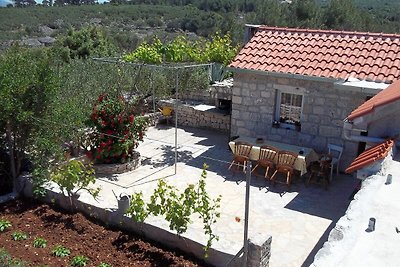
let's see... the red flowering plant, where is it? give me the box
[86,93,148,164]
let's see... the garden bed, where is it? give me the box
[0,198,208,267]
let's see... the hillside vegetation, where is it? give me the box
[0,0,399,53]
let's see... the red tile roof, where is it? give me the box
[229,26,400,83]
[345,139,394,173]
[347,80,400,120]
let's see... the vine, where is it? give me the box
[122,33,238,65]
[126,164,221,256]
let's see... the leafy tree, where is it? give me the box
[250,0,290,27]
[0,46,57,193]
[54,26,116,62]
[288,0,321,28]
[322,0,373,31]
[14,0,36,7]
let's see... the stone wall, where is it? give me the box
[160,101,230,133]
[231,73,372,170]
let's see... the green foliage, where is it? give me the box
[202,33,238,65]
[11,231,28,241]
[50,159,100,199]
[52,245,71,257]
[33,237,48,248]
[86,93,149,164]
[70,255,90,267]
[0,46,58,188]
[127,192,148,222]
[0,248,26,267]
[126,164,221,256]
[54,26,116,62]
[123,34,238,65]
[124,41,163,64]
[323,0,372,31]
[98,263,113,267]
[0,219,12,232]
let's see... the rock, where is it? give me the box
[38,36,56,46]
[39,25,55,36]
[20,38,43,47]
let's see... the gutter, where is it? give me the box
[343,119,385,143]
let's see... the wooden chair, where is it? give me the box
[270,150,298,189]
[228,142,253,173]
[252,145,278,179]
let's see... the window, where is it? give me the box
[276,92,303,126]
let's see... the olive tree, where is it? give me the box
[0,46,58,193]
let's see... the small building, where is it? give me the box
[228,26,400,169]
[312,76,400,267]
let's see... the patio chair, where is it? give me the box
[158,106,173,125]
[252,145,278,179]
[270,150,298,189]
[228,141,253,173]
[327,144,343,181]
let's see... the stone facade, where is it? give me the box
[231,73,372,169]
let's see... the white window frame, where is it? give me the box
[274,87,305,130]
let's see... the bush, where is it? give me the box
[50,159,100,200]
[86,93,148,164]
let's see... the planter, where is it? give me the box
[93,151,141,175]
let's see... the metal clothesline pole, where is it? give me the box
[242,160,252,267]
[151,72,155,113]
[174,70,179,175]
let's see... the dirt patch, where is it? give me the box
[0,198,208,267]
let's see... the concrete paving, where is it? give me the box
[83,125,358,267]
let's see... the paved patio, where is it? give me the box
[84,125,358,267]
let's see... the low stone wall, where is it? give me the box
[93,151,141,175]
[159,101,230,133]
[20,175,272,267]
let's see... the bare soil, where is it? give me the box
[0,198,209,267]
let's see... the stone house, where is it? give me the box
[344,79,400,178]
[311,79,400,267]
[228,26,400,169]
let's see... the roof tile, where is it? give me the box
[229,26,400,83]
[345,140,394,173]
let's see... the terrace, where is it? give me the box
[76,125,358,267]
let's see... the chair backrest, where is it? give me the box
[159,106,173,116]
[234,142,253,157]
[259,145,278,161]
[328,144,343,160]
[277,150,298,166]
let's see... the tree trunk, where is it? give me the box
[5,122,18,193]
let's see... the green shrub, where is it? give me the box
[0,248,26,267]
[33,237,47,248]
[70,255,90,267]
[0,219,12,232]
[52,245,71,257]
[11,231,28,241]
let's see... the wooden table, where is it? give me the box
[229,137,320,176]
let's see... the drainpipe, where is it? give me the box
[343,120,385,143]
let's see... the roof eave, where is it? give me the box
[226,66,339,83]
